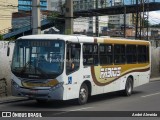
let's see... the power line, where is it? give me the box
[149,17,160,24]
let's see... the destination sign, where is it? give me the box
[18,41,51,47]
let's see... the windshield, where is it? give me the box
[11,39,65,79]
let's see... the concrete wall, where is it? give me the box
[0,0,18,33]
[150,40,160,78]
[151,47,160,78]
[0,41,14,95]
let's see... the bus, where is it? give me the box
[8,34,150,105]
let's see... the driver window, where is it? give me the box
[66,43,80,75]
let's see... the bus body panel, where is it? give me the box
[10,34,151,101]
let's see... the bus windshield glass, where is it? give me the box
[11,39,65,79]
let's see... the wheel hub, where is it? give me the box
[80,88,86,100]
[128,82,132,93]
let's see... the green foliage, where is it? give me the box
[5,36,16,41]
[47,12,61,23]
[0,34,16,41]
[47,11,65,33]
[151,23,160,28]
[143,19,150,28]
[0,34,3,40]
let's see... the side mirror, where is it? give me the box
[7,46,10,56]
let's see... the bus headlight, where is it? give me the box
[50,82,63,91]
[47,79,59,87]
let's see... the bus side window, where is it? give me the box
[83,44,98,66]
[99,44,113,65]
[114,44,126,64]
[66,43,80,75]
[138,45,147,63]
[126,45,137,64]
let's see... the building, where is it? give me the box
[18,0,47,11]
[108,0,133,29]
[0,0,47,35]
[47,0,65,13]
[11,0,49,32]
[73,0,108,35]
[12,11,49,30]
[17,0,108,35]
[0,0,18,34]
[46,0,96,34]
[108,14,133,29]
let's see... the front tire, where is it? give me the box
[77,83,88,105]
[122,77,133,96]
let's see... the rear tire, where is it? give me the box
[77,83,88,105]
[122,77,133,96]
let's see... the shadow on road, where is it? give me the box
[8,90,144,110]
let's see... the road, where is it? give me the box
[0,80,160,120]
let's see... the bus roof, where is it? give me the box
[17,34,150,45]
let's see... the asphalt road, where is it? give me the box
[0,80,160,120]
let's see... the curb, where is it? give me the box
[150,77,160,82]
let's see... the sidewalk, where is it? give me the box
[0,96,29,104]
[150,77,160,82]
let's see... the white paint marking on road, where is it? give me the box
[53,111,71,116]
[69,107,93,111]
[141,92,160,98]
[53,107,93,116]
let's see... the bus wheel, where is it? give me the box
[78,83,88,105]
[123,77,133,96]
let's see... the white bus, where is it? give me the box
[8,34,150,104]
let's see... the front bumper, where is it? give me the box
[11,84,64,100]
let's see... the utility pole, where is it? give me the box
[135,0,139,39]
[123,6,126,38]
[30,1,32,33]
[95,0,99,37]
[59,0,63,14]
[88,0,94,36]
[32,0,41,34]
[65,0,73,35]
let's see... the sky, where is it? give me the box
[123,0,160,25]
[149,11,160,25]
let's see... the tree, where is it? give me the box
[150,23,160,28]
[47,11,60,22]
[142,19,150,28]
[47,11,65,34]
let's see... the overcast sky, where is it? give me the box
[149,11,160,24]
